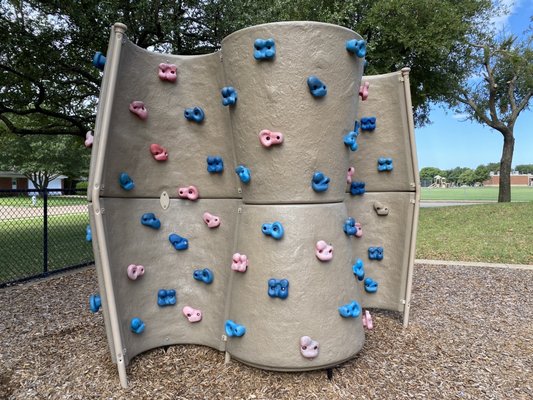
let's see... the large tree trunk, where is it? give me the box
[498,131,515,202]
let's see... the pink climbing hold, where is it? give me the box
[363,310,373,330]
[84,131,94,148]
[129,101,148,120]
[355,222,363,238]
[203,212,221,228]
[150,144,168,161]
[231,253,248,272]
[158,63,177,82]
[346,167,355,184]
[259,129,284,147]
[127,264,145,280]
[178,185,199,201]
[315,240,333,261]
[359,81,369,101]
[182,306,202,323]
[300,336,319,359]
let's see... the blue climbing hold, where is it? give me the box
[364,277,378,293]
[221,87,237,106]
[193,268,214,284]
[225,320,246,337]
[343,218,358,236]
[184,106,205,123]
[361,117,376,131]
[86,225,92,242]
[352,258,365,281]
[312,171,330,192]
[141,213,161,229]
[253,38,276,60]
[92,51,106,70]
[368,247,384,260]
[235,165,251,184]
[268,279,289,299]
[346,39,367,58]
[130,317,145,334]
[89,294,101,313]
[307,76,327,97]
[350,181,365,195]
[119,172,135,191]
[377,157,393,172]
[207,156,224,173]
[169,233,188,250]
[339,300,361,318]
[261,222,284,240]
[343,131,359,151]
[157,289,177,306]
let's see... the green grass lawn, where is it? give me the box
[0,213,93,284]
[421,186,533,202]
[0,195,87,207]
[416,202,533,264]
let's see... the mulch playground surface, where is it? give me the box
[1,264,532,399]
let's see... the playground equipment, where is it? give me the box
[88,21,420,388]
[429,175,448,188]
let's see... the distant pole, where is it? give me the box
[43,189,48,275]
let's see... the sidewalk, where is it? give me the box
[416,258,532,270]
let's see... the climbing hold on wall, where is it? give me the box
[261,222,284,240]
[130,317,145,334]
[359,81,370,101]
[346,39,366,58]
[231,253,248,272]
[207,156,224,173]
[85,131,94,148]
[363,310,373,329]
[343,131,359,151]
[169,233,189,250]
[178,185,199,201]
[253,38,276,60]
[300,336,319,359]
[268,279,289,299]
[157,289,177,306]
[311,171,330,192]
[225,320,246,337]
[259,129,284,147]
[368,247,384,260]
[119,172,135,191]
[221,87,237,106]
[349,181,365,196]
[338,300,361,318]
[89,294,101,313]
[307,76,327,97]
[129,101,148,120]
[352,259,365,281]
[364,278,378,293]
[377,157,393,172]
[150,144,168,161]
[373,202,389,216]
[92,51,106,70]
[193,268,214,284]
[140,213,161,229]
[315,240,333,261]
[86,225,92,242]
[346,167,355,184]
[158,63,177,82]
[184,107,205,123]
[202,212,221,228]
[360,117,376,131]
[235,165,251,184]
[183,306,202,322]
[343,218,362,237]
[127,264,145,280]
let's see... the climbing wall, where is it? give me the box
[88,22,419,388]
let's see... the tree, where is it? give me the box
[0,0,494,139]
[0,127,90,191]
[515,164,533,174]
[474,164,490,183]
[451,24,533,201]
[457,168,476,186]
[419,167,444,182]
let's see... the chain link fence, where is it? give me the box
[0,189,94,287]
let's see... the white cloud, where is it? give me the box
[452,113,471,120]
[490,0,522,30]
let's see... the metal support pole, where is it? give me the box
[43,189,48,275]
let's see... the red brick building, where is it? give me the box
[483,172,533,187]
[0,172,28,190]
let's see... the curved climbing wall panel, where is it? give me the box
[88,22,419,388]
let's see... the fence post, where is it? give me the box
[43,189,48,275]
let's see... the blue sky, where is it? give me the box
[415,0,532,170]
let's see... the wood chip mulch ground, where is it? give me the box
[1,264,532,399]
